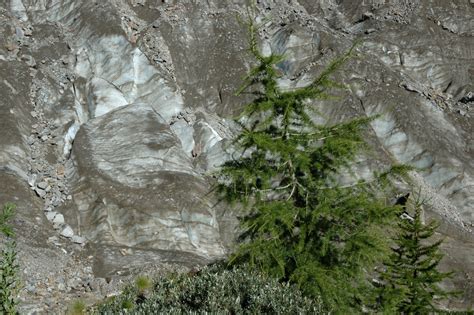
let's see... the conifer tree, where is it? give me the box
[217,15,406,312]
[376,197,458,314]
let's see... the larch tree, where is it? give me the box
[216,14,408,312]
[376,196,458,314]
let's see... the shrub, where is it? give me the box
[95,264,323,314]
[135,275,152,294]
[68,299,87,315]
[0,203,20,315]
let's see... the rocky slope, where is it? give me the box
[0,0,472,312]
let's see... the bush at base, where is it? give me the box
[0,203,19,315]
[95,264,324,314]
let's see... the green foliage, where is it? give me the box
[216,16,406,313]
[68,299,87,315]
[375,197,459,314]
[0,203,19,315]
[135,275,152,293]
[95,264,322,314]
[0,203,15,237]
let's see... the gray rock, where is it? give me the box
[15,27,24,38]
[52,213,65,225]
[35,189,46,198]
[60,226,74,238]
[57,282,66,292]
[89,278,107,293]
[37,181,48,190]
[27,135,36,145]
[399,81,421,93]
[70,105,227,269]
[51,196,61,207]
[26,284,37,294]
[66,278,82,290]
[23,27,33,36]
[46,211,57,222]
[47,236,59,243]
[28,174,37,187]
[71,235,86,245]
[21,55,36,68]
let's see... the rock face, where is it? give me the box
[70,104,226,274]
[0,0,473,311]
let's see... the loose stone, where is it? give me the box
[28,174,37,187]
[37,181,48,190]
[52,213,65,225]
[35,189,47,198]
[46,211,57,222]
[72,235,86,245]
[60,226,74,238]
